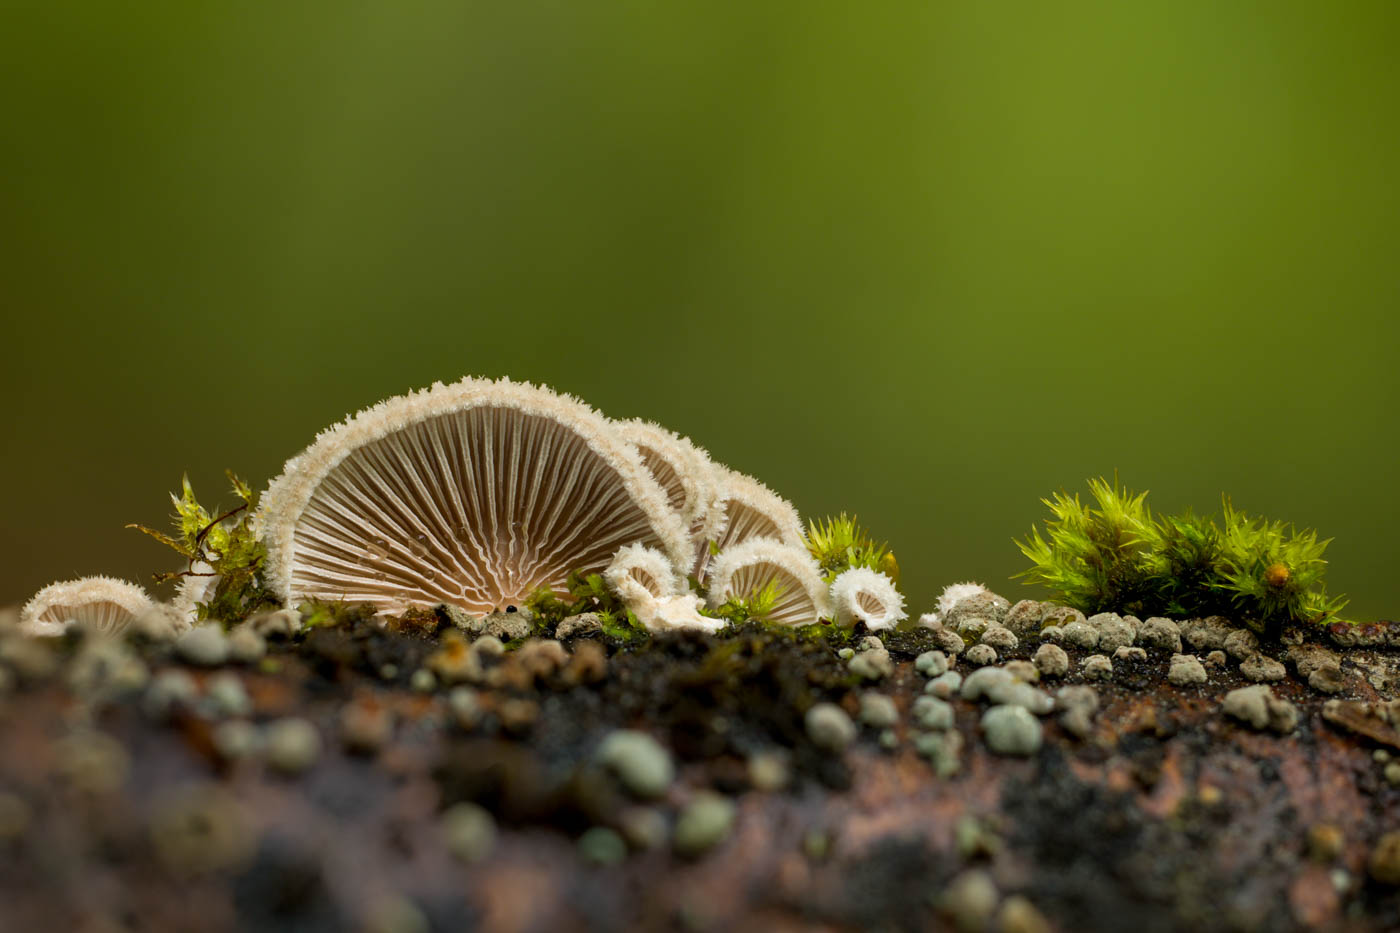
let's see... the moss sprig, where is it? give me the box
[804,513,899,584]
[1216,499,1347,626]
[128,471,277,625]
[709,578,787,626]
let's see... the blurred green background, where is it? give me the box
[3,2,1397,620]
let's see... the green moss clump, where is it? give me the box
[804,513,899,584]
[129,471,278,626]
[524,570,652,646]
[1015,477,1157,616]
[708,579,786,627]
[1016,477,1347,630]
[1147,509,1231,618]
[1216,499,1347,626]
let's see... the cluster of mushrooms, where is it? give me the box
[19,377,909,638]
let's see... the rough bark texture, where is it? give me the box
[1,611,1398,933]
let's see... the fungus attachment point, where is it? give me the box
[602,544,720,633]
[830,568,907,631]
[20,577,154,637]
[256,377,691,617]
[705,538,832,626]
[1264,563,1291,588]
[636,594,727,634]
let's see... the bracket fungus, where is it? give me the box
[20,576,154,637]
[830,568,907,631]
[603,543,686,603]
[694,468,805,580]
[614,420,725,546]
[603,544,722,633]
[705,538,832,626]
[255,378,691,617]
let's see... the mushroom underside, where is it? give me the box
[283,406,681,615]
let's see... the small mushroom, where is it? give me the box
[923,581,993,627]
[255,377,691,617]
[830,568,907,631]
[603,544,722,633]
[694,467,805,581]
[603,543,686,603]
[20,577,153,637]
[705,538,831,626]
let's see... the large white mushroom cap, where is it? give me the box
[20,576,154,637]
[830,567,907,631]
[255,377,691,617]
[705,537,831,626]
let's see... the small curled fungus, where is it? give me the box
[705,537,831,626]
[20,577,154,637]
[829,568,907,631]
[603,544,686,604]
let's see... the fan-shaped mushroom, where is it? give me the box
[603,544,722,633]
[256,377,691,617]
[694,468,804,580]
[830,567,907,630]
[613,420,724,543]
[603,543,685,603]
[705,538,831,626]
[20,576,153,637]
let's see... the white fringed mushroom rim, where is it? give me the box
[705,537,831,627]
[20,576,153,637]
[830,567,907,631]
[613,420,718,535]
[929,581,992,625]
[255,377,692,617]
[603,543,686,604]
[172,561,219,623]
[694,467,804,579]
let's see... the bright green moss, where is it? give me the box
[1017,477,1347,630]
[129,470,277,625]
[525,570,652,645]
[709,578,787,626]
[1015,477,1156,616]
[804,513,899,584]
